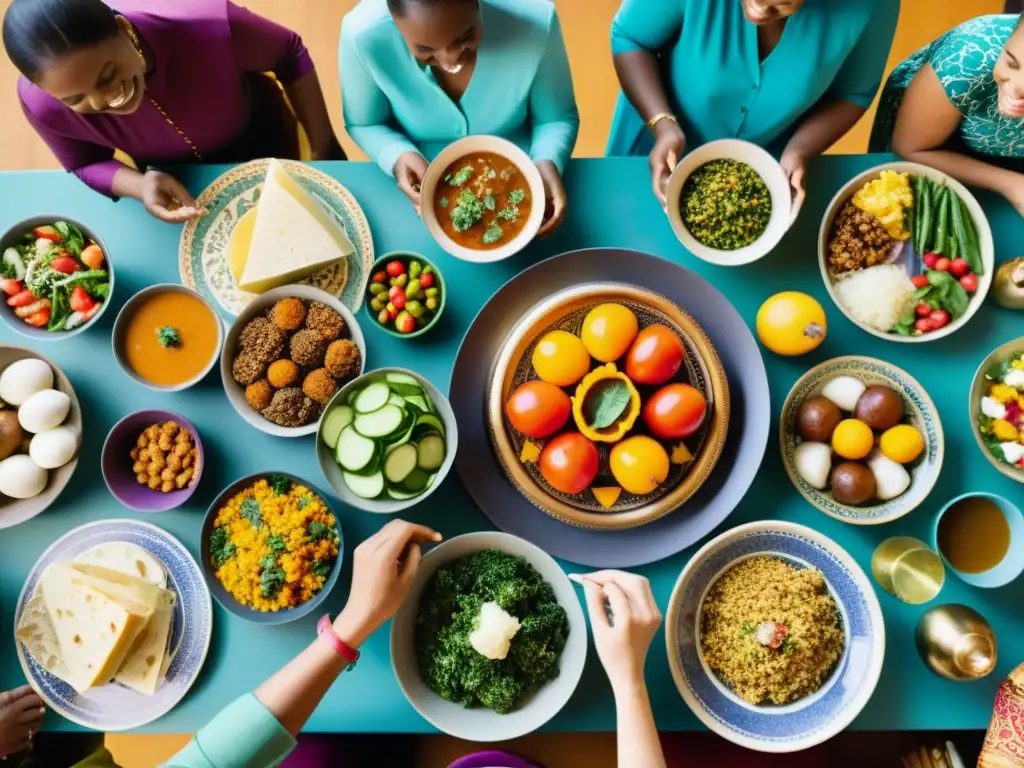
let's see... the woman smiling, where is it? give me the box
[340,0,579,235]
[873,15,1024,218]
[2,0,342,223]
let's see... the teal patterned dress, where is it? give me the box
[870,14,1024,159]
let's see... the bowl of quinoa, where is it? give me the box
[665,139,791,267]
[220,285,366,438]
[201,472,342,624]
[665,521,884,753]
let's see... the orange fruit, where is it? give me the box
[609,436,670,495]
[879,424,924,464]
[756,292,827,356]
[532,331,591,387]
[581,303,639,363]
[831,419,874,460]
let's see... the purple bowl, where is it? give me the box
[101,410,203,512]
[448,753,546,768]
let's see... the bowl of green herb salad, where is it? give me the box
[0,216,113,339]
[391,531,587,742]
[666,140,792,267]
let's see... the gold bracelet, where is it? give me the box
[646,112,678,132]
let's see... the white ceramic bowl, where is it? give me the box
[113,284,224,392]
[390,531,587,742]
[315,367,457,514]
[221,284,366,438]
[665,139,792,267]
[420,136,546,264]
[666,520,885,753]
[818,161,994,343]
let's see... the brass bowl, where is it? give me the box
[486,283,730,530]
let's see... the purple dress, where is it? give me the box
[16,0,314,196]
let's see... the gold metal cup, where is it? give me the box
[915,604,998,682]
[871,536,946,605]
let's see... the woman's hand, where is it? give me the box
[780,149,808,224]
[536,160,568,238]
[648,122,685,206]
[394,152,429,214]
[333,520,441,648]
[577,571,662,693]
[0,686,44,758]
[141,170,208,224]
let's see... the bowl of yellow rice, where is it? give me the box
[201,472,342,624]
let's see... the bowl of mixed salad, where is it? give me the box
[971,337,1024,484]
[0,217,112,339]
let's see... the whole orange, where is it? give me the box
[755,292,827,356]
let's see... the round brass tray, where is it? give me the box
[486,283,730,530]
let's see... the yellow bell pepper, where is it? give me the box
[571,363,641,443]
[992,419,1020,442]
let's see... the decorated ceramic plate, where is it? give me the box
[487,283,729,530]
[179,159,374,317]
[666,521,884,753]
[779,356,943,525]
[14,520,212,731]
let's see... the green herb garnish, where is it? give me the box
[499,167,514,181]
[781,636,799,654]
[240,497,262,529]
[297,494,312,510]
[439,197,448,208]
[482,222,504,245]
[448,165,475,187]
[312,560,332,579]
[507,189,525,206]
[496,206,519,223]
[268,474,291,495]
[210,527,236,566]
[259,557,286,598]
[740,622,756,639]
[450,188,485,232]
[157,325,181,348]
[583,379,632,430]
[307,520,332,542]
[267,535,286,553]
[484,194,496,211]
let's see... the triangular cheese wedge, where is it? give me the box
[237,159,355,293]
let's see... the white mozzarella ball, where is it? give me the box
[821,376,867,413]
[0,359,53,406]
[18,389,70,434]
[29,426,79,469]
[0,455,47,498]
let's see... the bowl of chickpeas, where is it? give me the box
[101,410,203,512]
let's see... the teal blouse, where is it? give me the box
[606,0,899,158]
[870,15,1024,159]
[162,695,294,768]
[339,0,579,176]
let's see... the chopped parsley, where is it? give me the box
[482,222,504,245]
[307,520,332,542]
[297,494,313,510]
[740,622,756,639]
[450,188,485,232]
[156,326,181,348]
[268,474,291,495]
[497,205,519,223]
[267,535,286,553]
[781,636,799,654]
[259,556,286,598]
[210,527,236,566]
[507,189,526,205]
[240,497,262,529]
[447,165,475,187]
[312,560,332,579]
[484,194,496,211]
[439,197,448,209]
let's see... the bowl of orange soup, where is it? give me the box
[421,136,546,264]
[113,285,224,391]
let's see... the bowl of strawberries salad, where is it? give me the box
[0,217,112,339]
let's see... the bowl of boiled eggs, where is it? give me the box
[779,356,943,525]
[0,346,80,529]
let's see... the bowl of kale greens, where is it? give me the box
[390,531,587,741]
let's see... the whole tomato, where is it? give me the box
[643,383,707,439]
[625,326,684,385]
[505,381,572,439]
[539,433,599,495]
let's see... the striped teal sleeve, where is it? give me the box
[610,0,685,56]
[826,0,901,108]
[528,7,579,174]
[161,695,295,768]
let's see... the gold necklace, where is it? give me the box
[125,24,202,161]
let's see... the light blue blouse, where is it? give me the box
[162,695,294,768]
[606,0,899,158]
[339,0,579,176]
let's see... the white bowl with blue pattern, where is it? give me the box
[13,520,212,731]
[780,356,944,525]
[665,521,884,753]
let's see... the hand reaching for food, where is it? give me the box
[573,570,662,692]
[536,160,567,238]
[781,149,808,225]
[0,686,43,759]
[394,152,430,214]
[649,123,686,206]
[142,170,208,224]
[333,520,442,647]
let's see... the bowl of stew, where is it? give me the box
[665,139,791,267]
[421,136,546,264]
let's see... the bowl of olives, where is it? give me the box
[779,356,944,525]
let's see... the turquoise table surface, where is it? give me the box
[0,155,1022,735]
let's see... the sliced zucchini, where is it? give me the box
[386,372,421,387]
[384,443,418,485]
[417,435,446,471]
[346,387,360,406]
[354,382,391,413]
[425,473,438,489]
[386,418,416,448]
[387,393,407,408]
[354,405,404,438]
[405,394,430,412]
[336,426,377,472]
[3,248,26,280]
[401,468,430,492]
[387,382,424,399]
[412,413,446,440]
[343,470,384,499]
[321,406,353,449]
[386,486,420,500]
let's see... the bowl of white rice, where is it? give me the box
[818,162,994,343]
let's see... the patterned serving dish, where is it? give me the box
[969,336,1024,485]
[666,521,884,753]
[779,356,944,525]
[179,159,374,317]
[486,283,730,530]
[14,520,212,731]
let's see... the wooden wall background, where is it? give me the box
[0,0,1002,765]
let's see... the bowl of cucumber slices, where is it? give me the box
[316,368,458,513]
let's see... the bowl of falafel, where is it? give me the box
[221,285,366,438]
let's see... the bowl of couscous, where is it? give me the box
[200,472,342,624]
[665,520,884,754]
